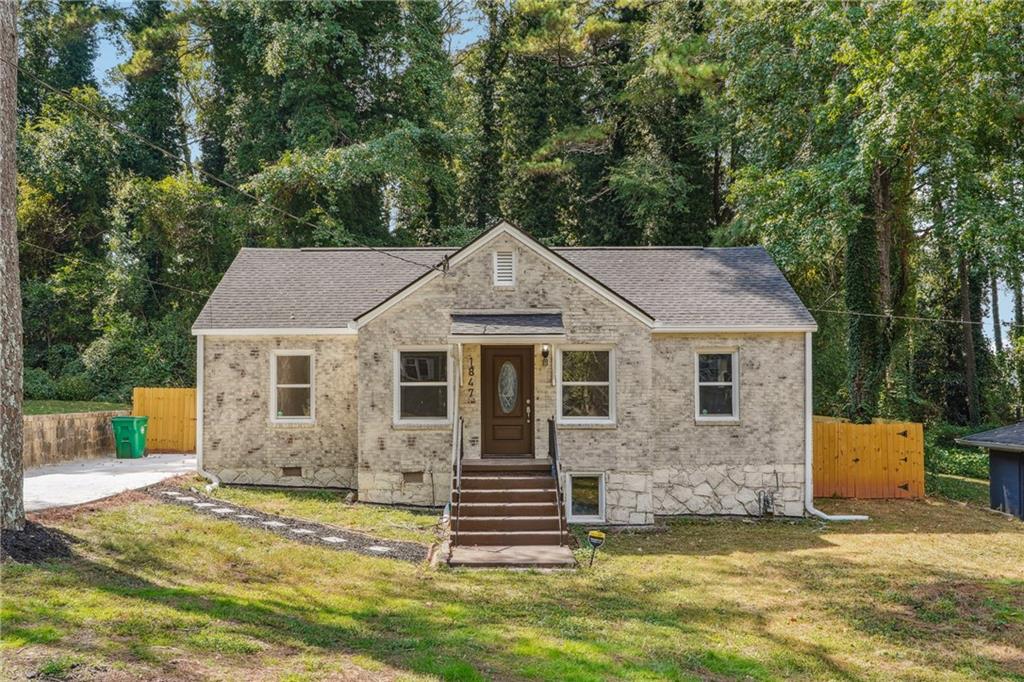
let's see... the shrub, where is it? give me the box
[55,373,94,402]
[924,421,992,480]
[23,366,57,400]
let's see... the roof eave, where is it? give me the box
[651,323,818,334]
[955,437,1024,453]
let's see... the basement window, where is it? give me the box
[695,350,738,421]
[394,348,451,425]
[493,250,516,286]
[270,350,314,423]
[566,472,605,523]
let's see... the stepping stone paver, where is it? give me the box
[153,487,427,563]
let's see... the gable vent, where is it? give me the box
[493,251,515,286]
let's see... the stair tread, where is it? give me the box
[458,528,565,532]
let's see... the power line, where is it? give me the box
[810,307,1024,330]
[4,55,445,275]
[21,240,210,297]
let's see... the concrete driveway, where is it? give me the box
[25,454,197,512]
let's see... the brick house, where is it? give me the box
[192,221,818,545]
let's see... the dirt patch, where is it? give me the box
[28,490,155,525]
[0,520,76,564]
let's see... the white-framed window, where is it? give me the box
[695,349,739,421]
[493,250,516,286]
[556,347,615,424]
[270,350,314,423]
[565,472,605,523]
[394,347,452,425]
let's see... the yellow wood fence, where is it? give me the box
[132,387,196,453]
[813,417,925,499]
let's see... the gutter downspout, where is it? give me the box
[195,334,220,493]
[803,331,868,522]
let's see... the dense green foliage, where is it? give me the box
[16,0,1024,425]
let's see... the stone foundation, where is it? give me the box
[652,463,804,517]
[604,471,654,525]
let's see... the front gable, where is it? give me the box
[354,222,655,328]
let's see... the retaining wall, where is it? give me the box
[23,410,129,468]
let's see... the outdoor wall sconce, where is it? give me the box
[541,344,551,366]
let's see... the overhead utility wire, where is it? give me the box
[3,56,444,274]
[810,307,1023,330]
[21,240,210,297]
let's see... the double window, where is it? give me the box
[695,350,739,421]
[395,348,452,424]
[270,350,314,423]
[557,348,615,424]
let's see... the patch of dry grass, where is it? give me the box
[2,494,1022,681]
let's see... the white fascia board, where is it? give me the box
[191,326,357,336]
[652,324,818,334]
[355,222,655,329]
[954,438,1024,453]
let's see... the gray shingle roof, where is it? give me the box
[192,244,815,332]
[451,313,564,336]
[956,422,1024,453]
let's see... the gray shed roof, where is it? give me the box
[451,313,565,336]
[956,422,1024,453]
[192,243,815,332]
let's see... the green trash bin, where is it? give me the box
[112,416,149,458]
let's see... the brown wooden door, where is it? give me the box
[481,346,534,457]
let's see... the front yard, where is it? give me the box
[2,489,1022,681]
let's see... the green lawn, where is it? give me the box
[23,400,128,416]
[3,495,1022,681]
[926,471,991,507]
[191,480,440,545]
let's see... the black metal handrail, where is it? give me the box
[548,418,565,546]
[452,417,465,545]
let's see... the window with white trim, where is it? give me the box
[695,350,738,420]
[558,348,614,423]
[493,250,515,286]
[395,349,450,422]
[566,472,605,522]
[271,350,314,422]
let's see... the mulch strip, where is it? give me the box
[149,484,430,564]
[1,520,76,564]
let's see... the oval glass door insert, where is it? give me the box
[498,361,518,413]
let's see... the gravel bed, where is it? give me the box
[151,487,429,563]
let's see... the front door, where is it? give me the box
[481,346,534,457]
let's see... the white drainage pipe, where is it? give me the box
[803,332,868,522]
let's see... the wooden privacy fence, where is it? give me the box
[813,418,925,499]
[132,387,196,453]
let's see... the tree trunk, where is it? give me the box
[1014,266,1023,328]
[846,160,913,423]
[959,256,980,425]
[0,0,24,531]
[991,271,1003,353]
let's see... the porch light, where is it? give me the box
[541,344,551,366]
